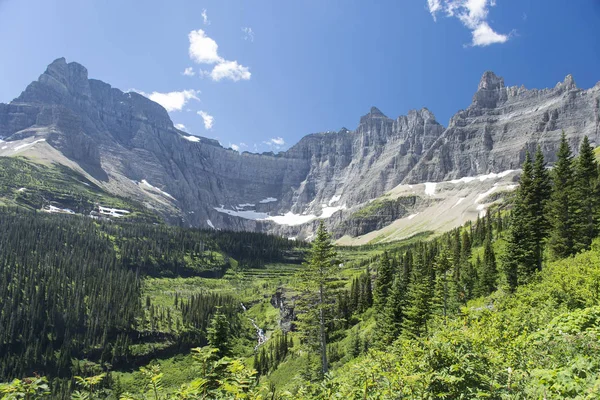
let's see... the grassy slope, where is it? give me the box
[0,157,159,222]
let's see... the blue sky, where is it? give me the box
[1,0,599,153]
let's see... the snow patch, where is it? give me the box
[213,206,270,220]
[407,213,419,220]
[17,187,27,192]
[328,194,342,206]
[259,197,277,204]
[182,135,201,142]
[207,219,215,229]
[43,205,75,214]
[320,205,346,218]
[238,203,255,208]
[99,206,130,217]
[13,138,46,151]
[1,146,7,150]
[140,179,176,200]
[449,170,515,184]
[424,182,437,196]
[267,212,316,226]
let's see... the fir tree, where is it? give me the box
[549,132,577,258]
[296,222,339,376]
[207,309,230,357]
[503,151,536,291]
[480,237,497,296]
[531,146,552,271]
[401,252,432,339]
[573,136,599,252]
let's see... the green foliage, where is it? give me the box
[296,222,339,375]
[0,377,51,399]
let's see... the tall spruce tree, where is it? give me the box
[503,151,536,291]
[480,236,498,296]
[531,146,552,271]
[374,251,394,314]
[549,132,576,258]
[379,274,405,345]
[296,222,338,375]
[401,251,432,339]
[573,136,599,252]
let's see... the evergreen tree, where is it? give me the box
[373,252,394,314]
[401,252,432,339]
[503,151,536,291]
[432,249,458,323]
[379,274,405,345]
[549,132,577,258]
[573,136,599,252]
[207,309,230,357]
[480,237,497,296]
[531,146,552,271]
[296,222,339,376]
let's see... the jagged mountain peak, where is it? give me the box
[477,71,505,91]
[556,73,577,90]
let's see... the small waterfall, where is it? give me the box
[241,303,267,350]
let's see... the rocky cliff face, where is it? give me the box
[405,72,600,183]
[1,59,599,240]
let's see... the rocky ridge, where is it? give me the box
[1,59,598,242]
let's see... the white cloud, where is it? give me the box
[131,89,200,112]
[241,27,255,42]
[230,143,240,152]
[187,29,251,82]
[265,137,285,147]
[182,67,195,76]
[201,9,210,25]
[174,123,186,131]
[197,110,214,130]
[210,61,251,82]
[188,29,222,64]
[471,21,508,46]
[427,0,510,47]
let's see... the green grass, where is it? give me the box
[0,157,160,222]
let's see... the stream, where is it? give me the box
[241,303,267,350]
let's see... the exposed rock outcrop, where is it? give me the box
[1,59,598,240]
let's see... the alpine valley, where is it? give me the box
[1,58,599,243]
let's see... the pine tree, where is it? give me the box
[374,251,394,314]
[479,236,497,296]
[549,132,577,258]
[207,309,230,357]
[401,252,432,339]
[432,249,457,323]
[531,146,552,271]
[573,136,599,252]
[296,222,338,376]
[503,151,536,291]
[379,274,405,345]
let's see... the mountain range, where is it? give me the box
[1,58,598,242]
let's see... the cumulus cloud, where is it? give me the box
[427,0,510,46]
[182,67,195,76]
[201,9,210,25]
[197,110,214,130]
[131,89,200,112]
[210,61,251,82]
[230,143,240,152]
[174,123,187,131]
[241,27,255,42]
[265,137,285,147]
[188,29,251,82]
[188,29,222,64]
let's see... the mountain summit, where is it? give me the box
[1,59,599,240]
